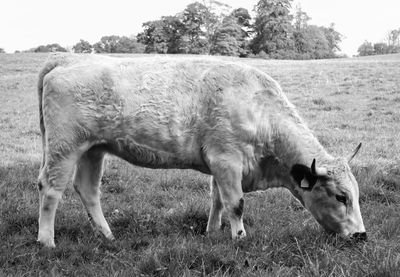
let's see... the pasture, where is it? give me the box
[1,53,400,276]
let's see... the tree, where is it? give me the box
[386,29,400,53]
[73,39,92,53]
[137,20,169,53]
[211,16,243,56]
[93,35,120,53]
[231,8,251,28]
[292,5,341,59]
[201,0,232,51]
[386,29,400,47]
[115,36,145,53]
[33,43,67,52]
[160,16,187,53]
[137,17,185,54]
[134,0,343,59]
[251,0,294,55]
[229,8,251,56]
[320,23,342,53]
[0,48,5,53]
[181,2,210,54]
[357,41,374,56]
[202,0,231,18]
[357,27,400,57]
[93,35,144,53]
[293,4,310,30]
[48,43,67,52]
[293,25,332,59]
[292,6,311,55]
[307,26,331,58]
[137,3,251,56]
[373,42,389,55]
[211,8,251,56]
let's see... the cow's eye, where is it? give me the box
[335,195,347,205]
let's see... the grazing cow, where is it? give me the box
[37,54,366,248]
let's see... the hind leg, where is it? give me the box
[37,156,77,247]
[73,147,114,240]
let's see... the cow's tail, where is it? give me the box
[37,54,69,168]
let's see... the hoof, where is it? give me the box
[206,224,222,234]
[96,230,115,242]
[206,230,219,239]
[92,225,114,241]
[105,233,115,241]
[37,237,56,248]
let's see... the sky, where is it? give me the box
[0,0,399,56]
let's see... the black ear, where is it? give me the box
[290,164,318,191]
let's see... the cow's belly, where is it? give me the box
[103,140,210,173]
[93,120,210,174]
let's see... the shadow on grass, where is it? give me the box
[137,240,238,276]
[163,204,209,236]
[109,203,210,241]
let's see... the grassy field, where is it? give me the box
[1,53,400,276]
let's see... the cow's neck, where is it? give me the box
[253,118,334,192]
[272,119,333,168]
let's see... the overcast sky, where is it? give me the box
[0,0,399,55]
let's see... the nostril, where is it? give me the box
[352,232,367,242]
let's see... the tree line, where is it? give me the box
[133,0,343,59]
[8,0,344,59]
[357,28,400,56]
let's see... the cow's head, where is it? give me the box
[290,143,366,240]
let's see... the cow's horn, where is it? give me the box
[348,143,362,163]
[311,159,327,176]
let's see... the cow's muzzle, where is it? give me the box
[351,232,367,242]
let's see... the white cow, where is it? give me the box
[37,54,366,248]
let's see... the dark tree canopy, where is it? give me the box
[181,2,210,54]
[93,36,145,53]
[358,41,374,56]
[374,42,389,55]
[210,9,251,57]
[211,16,244,56]
[292,7,341,59]
[251,0,294,55]
[32,43,67,53]
[137,20,169,53]
[73,39,92,53]
[230,8,251,28]
[137,16,187,54]
[136,1,251,56]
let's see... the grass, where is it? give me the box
[1,53,400,276]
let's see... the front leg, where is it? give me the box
[206,177,223,233]
[219,184,246,240]
[208,157,246,240]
